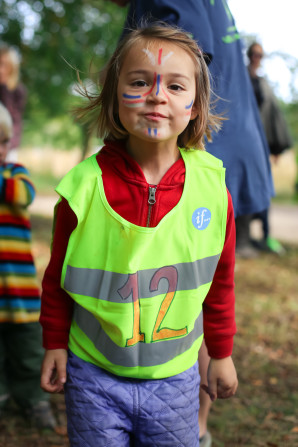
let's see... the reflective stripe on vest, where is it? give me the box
[73,302,203,367]
[64,254,220,302]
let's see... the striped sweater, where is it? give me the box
[0,162,40,323]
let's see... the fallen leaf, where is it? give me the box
[54,425,68,436]
[252,379,263,386]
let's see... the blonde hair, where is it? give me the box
[0,103,13,140]
[75,24,223,150]
[0,44,21,90]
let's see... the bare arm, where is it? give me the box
[40,349,68,394]
[201,356,238,401]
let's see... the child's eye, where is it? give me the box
[131,80,148,87]
[168,84,184,91]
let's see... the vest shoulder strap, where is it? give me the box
[184,149,224,170]
[55,154,101,219]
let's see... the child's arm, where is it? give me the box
[201,191,238,399]
[201,356,238,401]
[40,199,77,393]
[40,198,76,350]
[0,164,35,207]
[41,349,68,393]
[203,190,236,359]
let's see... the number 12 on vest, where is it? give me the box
[118,266,187,346]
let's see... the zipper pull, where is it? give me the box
[148,186,156,205]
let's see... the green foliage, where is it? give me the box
[0,0,128,149]
[282,101,298,146]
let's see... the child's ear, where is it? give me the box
[190,106,199,120]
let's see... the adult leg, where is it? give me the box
[235,214,258,258]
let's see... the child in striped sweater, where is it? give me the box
[0,103,56,428]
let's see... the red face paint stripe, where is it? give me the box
[142,72,157,97]
[122,99,146,104]
[158,48,162,65]
[161,86,169,100]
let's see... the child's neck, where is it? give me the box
[126,139,181,185]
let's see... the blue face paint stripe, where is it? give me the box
[148,128,151,135]
[154,129,158,136]
[156,74,161,95]
[123,93,142,99]
[185,100,194,110]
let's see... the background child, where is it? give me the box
[0,103,56,429]
[0,44,26,162]
[40,24,238,446]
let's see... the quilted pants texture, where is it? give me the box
[65,351,200,446]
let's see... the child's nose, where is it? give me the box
[147,74,168,102]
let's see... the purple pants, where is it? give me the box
[65,351,200,446]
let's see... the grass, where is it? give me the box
[1,213,297,447]
[209,249,298,447]
[30,172,60,196]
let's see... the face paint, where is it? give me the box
[155,74,161,96]
[158,48,163,65]
[142,48,156,65]
[185,99,194,109]
[160,51,174,66]
[142,72,157,97]
[122,93,146,107]
[123,93,142,99]
[139,48,175,99]
[122,100,146,108]
[147,128,159,137]
[143,47,174,66]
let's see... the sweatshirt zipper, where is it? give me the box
[146,186,157,227]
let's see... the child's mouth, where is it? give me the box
[144,112,167,121]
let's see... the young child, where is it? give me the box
[0,44,26,162]
[40,24,238,446]
[0,104,56,428]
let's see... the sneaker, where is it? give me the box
[199,431,212,447]
[25,401,57,430]
[265,237,286,255]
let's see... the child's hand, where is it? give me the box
[201,356,238,402]
[40,349,68,394]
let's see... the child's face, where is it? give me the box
[0,53,12,86]
[0,133,10,165]
[117,39,198,148]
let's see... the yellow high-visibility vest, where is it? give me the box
[57,148,227,379]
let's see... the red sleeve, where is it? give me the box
[203,190,236,359]
[40,198,76,349]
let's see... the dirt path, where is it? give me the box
[251,203,298,244]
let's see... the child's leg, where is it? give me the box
[65,352,199,447]
[4,322,48,409]
[65,351,133,447]
[134,363,200,446]
[198,340,212,442]
[0,326,10,408]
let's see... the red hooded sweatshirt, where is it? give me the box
[40,141,236,359]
